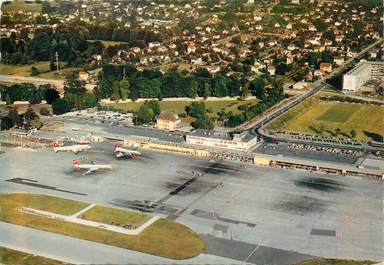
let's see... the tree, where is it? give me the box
[144,100,160,116]
[5,94,11,105]
[202,82,211,99]
[7,109,21,126]
[50,62,56,71]
[136,105,154,125]
[192,117,214,130]
[64,72,86,110]
[350,130,357,139]
[24,107,37,122]
[111,81,121,102]
[43,87,60,104]
[111,80,130,101]
[52,98,71,115]
[31,66,39,76]
[1,116,13,130]
[250,77,265,99]
[82,93,97,108]
[335,128,341,136]
[39,107,50,116]
[186,102,206,118]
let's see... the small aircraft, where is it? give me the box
[72,160,112,175]
[114,144,142,158]
[53,143,92,154]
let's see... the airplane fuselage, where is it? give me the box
[54,145,92,154]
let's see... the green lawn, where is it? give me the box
[108,98,258,116]
[294,258,375,265]
[0,62,80,80]
[0,247,68,265]
[316,104,359,123]
[267,99,384,141]
[1,0,41,13]
[0,193,205,259]
[81,205,150,228]
[0,193,88,215]
[0,62,51,76]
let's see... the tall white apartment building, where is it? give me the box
[343,61,384,92]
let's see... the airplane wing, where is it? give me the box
[83,168,97,175]
[116,152,124,158]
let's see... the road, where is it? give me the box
[236,38,384,133]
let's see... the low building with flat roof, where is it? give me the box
[186,129,257,151]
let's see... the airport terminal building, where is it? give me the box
[343,61,384,93]
[185,129,257,151]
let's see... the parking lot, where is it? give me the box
[254,142,363,164]
[0,140,382,264]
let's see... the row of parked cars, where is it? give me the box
[287,143,362,156]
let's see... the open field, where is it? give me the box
[87,40,129,48]
[0,62,51,76]
[1,0,41,13]
[81,205,151,227]
[0,247,68,265]
[0,193,205,259]
[107,98,259,116]
[267,99,384,141]
[294,259,375,265]
[0,62,80,80]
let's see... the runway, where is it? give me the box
[0,141,382,264]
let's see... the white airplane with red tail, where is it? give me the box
[72,160,112,175]
[53,143,91,154]
[114,144,142,158]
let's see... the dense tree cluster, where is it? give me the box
[0,26,103,66]
[51,72,97,114]
[97,64,265,101]
[0,83,58,104]
[1,107,42,130]
[185,102,214,129]
[135,100,161,125]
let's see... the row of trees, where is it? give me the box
[0,83,59,105]
[97,64,277,101]
[0,72,98,117]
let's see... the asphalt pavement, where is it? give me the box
[0,143,382,264]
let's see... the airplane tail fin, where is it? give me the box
[114,143,121,152]
[72,160,79,167]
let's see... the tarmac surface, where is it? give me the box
[0,142,382,264]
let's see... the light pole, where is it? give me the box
[55,51,60,72]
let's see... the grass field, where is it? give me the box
[0,62,51,76]
[294,258,375,265]
[81,205,150,227]
[108,98,258,117]
[1,0,41,13]
[87,40,129,48]
[0,247,68,265]
[0,62,80,80]
[267,99,384,141]
[0,193,205,259]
